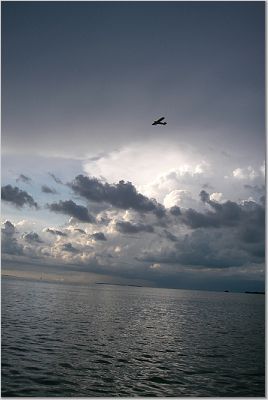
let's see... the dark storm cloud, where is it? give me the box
[182,191,242,229]
[1,220,23,255]
[181,192,265,258]
[42,185,57,194]
[1,185,38,208]
[139,229,249,269]
[91,232,107,241]
[140,194,265,268]
[1,220,16,236]
[162,229,178,242]
[69,175,165,217]
[22,232,43,243]
[47,200,95,223]
[16,174,32,184]
[182,208,220,229]
[46,228,67,237]
[48,173,63,184]
[199,190,210,203]
[169,206,181,216]
[200,190,242,220]
[116,221,154,234]
[61,243,79,253]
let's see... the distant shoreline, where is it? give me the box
[2,274,265,294]
[244,291,265,295]
[95,282,143,288]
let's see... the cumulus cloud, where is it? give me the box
[164,189,200,210]
[210,192,223,202]
[91,232,107,241]
[47,200,95,223]
[46,228,67,237]
[162,229,178,242]
[1,220,23,255]
[22,232,43,243]
[232,166,258,180]
[139,225,263,270]
[1,185,38,208]
[1,220,16,236]
[182,190,243,228]
[115,220,154,234]
[16,174,32,184]
[74,228,86,234]
[140,191,265,269]
[61,243,79,253]
[69,175,165,217]
[42,185,57,194]
[169,205,181,216]
[182,208,221,228]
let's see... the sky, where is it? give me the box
[1,1,265,292]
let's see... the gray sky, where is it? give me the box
[2,2,265,291]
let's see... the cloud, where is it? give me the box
[41,185,57,194]
[199,190,210,203]
[1,220,16,236]
[232,166,258,180]
[48,173,63,184]
[47,200,95,223]
[162,229,178,242]
[115,220,154,234]
[74,228,86,234]
[91,232,107,241]
[22,232,43,243]
[61,243,79,253]
[46,228,67,237]
[16,174,32,184]
[244,184,265,197]
[138,227,259,270]
[1,220,23,255]
[164,189,199,209]
[169,205,181,216]
[69,175,165,217]
[182,208,220,228]
[202,183,214,190]
[182,191,264,241]
[210,192,223,202]
[181,190,242,228]
[1,185,38,208]
[142,193,265,268]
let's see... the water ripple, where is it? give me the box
[1,277,265,397]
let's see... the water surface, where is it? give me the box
[1,276,265,397]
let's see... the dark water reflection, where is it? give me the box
[1,277,265,397]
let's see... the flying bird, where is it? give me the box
[152,117,167,126]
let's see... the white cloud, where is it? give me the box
[163,189,198,209]
[83,140,211,203]
[210,192,223,202]
[232,166,258,180]
[150,263,161,270]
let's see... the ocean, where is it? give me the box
[1,276,265,397]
